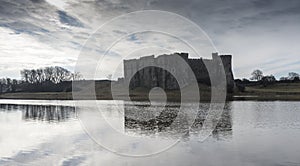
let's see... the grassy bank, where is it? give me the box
[233,82,300,101]
[0,92,73,100]
[1,82,300,101]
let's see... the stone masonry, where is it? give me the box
[123,52,234,92]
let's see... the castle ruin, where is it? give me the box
[123,52,234,92]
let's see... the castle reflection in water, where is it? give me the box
[124,102,232,138]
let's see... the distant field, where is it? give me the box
[245,82,300,93]
[234,82,300,101]
[0,92,73,100]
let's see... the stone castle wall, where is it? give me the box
[124,52,234,92]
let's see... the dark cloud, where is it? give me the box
[95,0,130,10]
[0,0,52,33]
[251,0,274,8]
[57,10,85,27]
[0,0,89,53]
[2,0,300,38]
[136,0,300,33]
[0,1,31,19]
[128,34,138,41]
[0,21,50,35]
[30,0,44,3]
[113,30,127,35]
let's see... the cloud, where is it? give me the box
[0,0,300,79]
[0,27,78,78]
[57,10,85,27]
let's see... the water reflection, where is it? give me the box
[0,104,76,122]
[1,101,300,165]
[124,103,232,138]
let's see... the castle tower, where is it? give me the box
[220,55,234,92]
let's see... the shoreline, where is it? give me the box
[1,92,300,101]
[2,82,300,102]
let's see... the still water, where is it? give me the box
[0,100,300,166]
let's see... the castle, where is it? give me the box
[123,52,234,92]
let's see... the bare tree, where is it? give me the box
[6,78,11,85]
[36,69,45,83]
[20,69,30,83]
[28,69,38,83]
[53,66,72,83]
[250,69,264,81]
[19,66,81,84]
[288,72,299,80]
[44,67,55,82]
[12,79,18,85]
[0,78,6,85]
[71,72,82,81]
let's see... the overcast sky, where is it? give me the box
[0,0,300,79]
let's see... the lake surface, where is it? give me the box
[0,100,300,166]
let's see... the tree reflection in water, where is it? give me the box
[0,104,76,122]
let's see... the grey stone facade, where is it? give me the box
[123,52,234,92]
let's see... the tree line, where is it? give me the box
[235,69,300,91]
[20,66,81,84]
[250,69,299,82]
[0,66,82,86]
